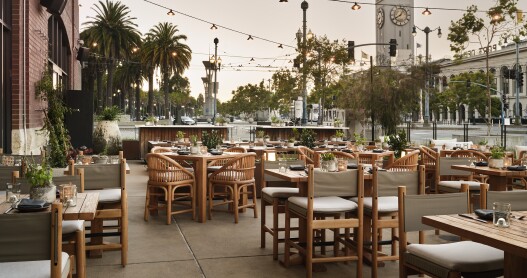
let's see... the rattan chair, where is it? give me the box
[145,153,195,224]
[0,203,73,278]
[357,165,425,278]
[150,146,173,153]
[418,146,438,193]
[283,165,364,278]
[450,149,489,183]
[384,150,419,171]
[297,146,317,166]
[398,184,503,278]
[208,153,257,223]
[207,147,247,171]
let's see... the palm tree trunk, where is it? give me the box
[96,66,104,113]
[135,78,141,121]
[107,59,115,107]
[148,71,154,116]
[164,71,170,119]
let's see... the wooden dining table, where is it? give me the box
[0,192,99,220]
[423,212,527,278]
[165,151,245,223]
[451,165,527,191]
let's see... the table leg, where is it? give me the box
[488,175,507,191]
[504,252,527,278]
[196,159,207,223]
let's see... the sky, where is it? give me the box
[78,0,526,102]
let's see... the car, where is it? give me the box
[178,116,196,125]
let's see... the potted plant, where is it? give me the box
[215,115,227,126]
[334,119,342,127]
[271,115,279,126]
[478,139,488,152]
[190,135,200,154]
[374,138,382,149]
[287,137,296,148]
[256,130,265,142]
[202,130,223,150]
[96,105,122,143]
[176,131,185,143]
[354,132,366,151]
[387,130,408,158]
[25,157,55,202]
[320,152,337,172]
[264,134,271,143]
[335,130,345,141]
[145,115,156,126]
[299,129,317,149]
[489,146,505,168]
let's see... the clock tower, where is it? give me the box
[375,0,414,66]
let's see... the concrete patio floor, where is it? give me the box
[86,161,449,278]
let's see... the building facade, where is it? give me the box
[0,0,80,154]
[375,0,414,66]
[437,41,527,123]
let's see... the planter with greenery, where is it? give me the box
[190,135,200,154]
[202,130,222,150]
[335,130,345,141]
[320,152,337,172]
[299,129,317,149]
[353,132,366,151]
[489,146,505,168]
[145,116,157,126]
[256,130,265,142]
[25,157,55,202]
[96,105,122,142]
[386,130,408,158]
[287,137,295,148]
[334,119,342,127]
[478,139,488,152]
[271,115,280,126]
[176,131,185,143]
[215,115,227,126]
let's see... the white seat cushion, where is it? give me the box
[262,187,299,198]
[89,188,121,203]
[62,220,84,234]
[351,196,398,213]
[288,196,358,214]
[438,180,481,191]
[406,241,503,273]
[207,166,222,172]
[0,252,71,278]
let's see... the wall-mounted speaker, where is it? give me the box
[40,0,68,16]
[76,47,90,62]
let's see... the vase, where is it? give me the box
[30,184,56,203]
[489,159,504,169]
[93,156,108,164]
[287,143,295,148]
[190,146,200,154]
[321,160,337,172]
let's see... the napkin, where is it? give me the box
[289,165,305,171]
[507,165,526,171]
[18,199,47,209]
[372,149,384,153]
[475,161,488,167]
[474,209,494,220]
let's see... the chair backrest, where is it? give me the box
[210,153,256,182]
[68,159,126,191]
[225,147,247,153]
[450,150,488,162]
[373,165,424,197]
[385,150,419,171]
[312,168,361,198]
[418,146,437,170]
[481,184,527,211]
[146,153,194,184]
[297,146,316,166]
[151,146,173,153]
[437,157,472,177]
[399,185,469,232]
[0,165,21,190]
[14,170,84,195]
[0,203,63,276]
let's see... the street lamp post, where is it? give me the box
[412,26,441,126]
[300,1,308,125]
[210,38,221,123]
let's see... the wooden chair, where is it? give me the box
[67,160,128,266]
[450,149,489,183]
[208,153,257,223]
[319,150,356,161]
[145,153,195,224]
[398,184,503,278]
[0,203,73,278]
[283,165,364,278]
[150,146,173,153]
[508,150,527,189]
[260,158,304,260]
[480,183,527,211]
[297,146,317,166]
[13,170,87,278]
[362,165,425,278]
[418,146,438,193]
[207,147,247,171]
[384,150,419,171]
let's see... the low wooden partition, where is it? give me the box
[139,125,230,159]
[255,126,349,141]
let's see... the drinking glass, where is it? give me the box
[61,184,77,207]
[5,182,20,203]
[493,202,511,228]
[278,162,287,173]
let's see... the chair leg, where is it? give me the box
[372,217,379,278]
[208,182,214,220]
[144,186,150,221]
[251,183,258,218]
[75,229,86,278]
[166,185,173,225]
[121,204,128,267]
[233,184,239,223]
[191,184,196,221]
[261,198,266,249]
[272,200,279,260]
[306,225,313,278]
[283,204,291,267]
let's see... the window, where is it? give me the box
[48,15,70,90]
[0,0,12,151]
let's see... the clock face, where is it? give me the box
[377,8,384,29]
[390,6,411,26]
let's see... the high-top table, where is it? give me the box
[423,212,527,278]
[451,165,527,191]
[164,152,245,223]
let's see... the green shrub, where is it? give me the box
[97,106,121,121]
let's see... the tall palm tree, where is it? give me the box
[143,22,191,118]
[114,43,143,118]
[82,0,141,108]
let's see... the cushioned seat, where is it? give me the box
[0,252,71,278]
[62,220,84,234]
[90,188,121,203]
[261,187,299,203]
[406,241,503,273]
[288,196,358,214]
[438,180,481,191]
[352,196,398,213]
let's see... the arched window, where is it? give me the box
[48,15,71,89]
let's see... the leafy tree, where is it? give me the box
[229,82,272,120]
[270,69,299,115]
[143,22,192,118]
[448,0,526,132]
[82,0,141,108]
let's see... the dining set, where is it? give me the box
[0,152,128,278]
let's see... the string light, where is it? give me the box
[278,44,283,48]
[422,8,432,16]
[210,24,218,30]
[279,0,288,2]
[167,9,175,16]
[250,58,255,61]
[351,2,361,10]
[247,35,254,40]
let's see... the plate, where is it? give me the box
[209,151,223,155]
[16,202,51,213]
[177,151,190,155]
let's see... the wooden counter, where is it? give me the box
[256,126,349,141]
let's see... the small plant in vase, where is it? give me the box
[145,116,156,126]
[489,146,505,168]
[354,132,366,151]
[271,115,279,126]
[264,134,271,143]
[24,157,55,202]
[190,135,200,154]
[287,137,296,148]
[333,119,342,127]
[176,131,185,143]
[256,130,265,142]
[387,130,408,158]
[320,152,337,172]
[335,130,345,141]
[478,139,488,152]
